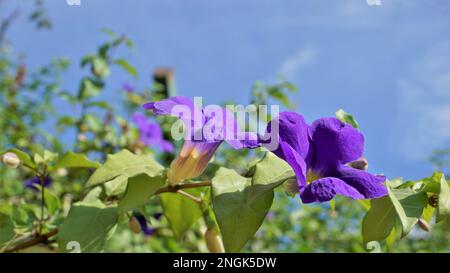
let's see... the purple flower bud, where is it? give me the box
[24,176,52,191]
[122,83,134,93]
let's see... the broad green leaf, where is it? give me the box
[115,59,138,78]
[437,175,450,223]
[211,152,293,252]
[58,200,118,253]
[118,173,165,213]
[104,175,128,196]
[83,187,103,202]
[160,187,209,240]
[386,227,397,252]
[1,148,35,169]
[0,213,14,246]
[86,149,164,187]
[335,109,359,128]
[51,151,100,170]
[389,186,427,237]
[362,196,396,243]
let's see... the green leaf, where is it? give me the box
[115,59,138,78]
[78,77,103,99]
[86,149,164,187]
[1,148,35,169]
[0,213,14,246]
[104,175,128,196]
[389,186,427,237]
[92,57,110,78]
[335,109,359,128]
[58,200,118,253]
[160,187,209,240]
[437,175,450,223]
[51,151,100,170]
[118,173,165,213]
[211,152,293,252]
[362,182,428,242]
[41,188,61,215]
[362,196,396,243]
[83,187,103,203]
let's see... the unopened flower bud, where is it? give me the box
[129,216,141,234]
[57,168,68,177]
[418,218,431,232]
[428,195,438,208]
[348,157,368,171]
[204,228,225,253]
[77,133,87,142]
[2,152,20,168]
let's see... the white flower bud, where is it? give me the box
[1,152,20,168]
[57,168,68,177]
[204,228,225,253]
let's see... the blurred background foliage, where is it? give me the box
[0,1,448,253]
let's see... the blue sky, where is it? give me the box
[5,0,450,180]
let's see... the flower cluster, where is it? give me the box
[142,97,387,203]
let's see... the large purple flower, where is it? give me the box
[132,113,174,153]
[143,96,258,185]
[263,112,387,203]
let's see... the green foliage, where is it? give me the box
[118,173,165,213]
[211,152,294,252]
[51,151,101,170]
[86,149,164,187]
[160,188,209,240]
[335,109,359,128]
[58,200,118,253]
[0,213,14,246]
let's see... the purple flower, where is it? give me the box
[132,113,174,153]
[24,176,52,191]
[263,112,387,203]
[122,83,134,93]
[143,96,258,185]
[133,212,157,236]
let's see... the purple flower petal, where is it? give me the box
[133,213,157,236]
[333,165,387,199]
[24,176,52,191]
[300,177,364,203]
[278,141,308,188]
[263,112,312,162]
[143,96,204,130]
[132,113,174,152]
[122,83,134,93]
[309,117,364,173]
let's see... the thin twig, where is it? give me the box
[154,181,211,195]
[176,189,202,204]
[3,229,58,253]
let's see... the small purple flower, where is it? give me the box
[122,83,134,93]
[143,96,258,185]
[132,113,174,153]
[133,213,157,236]
[24,176,52,191]
[262,112,387,203]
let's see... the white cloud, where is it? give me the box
[395,42,450,160]
[277,46,317,79]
